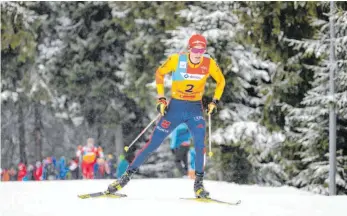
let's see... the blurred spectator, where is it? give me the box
[57,156,69,180]
[106,154,117,179]
[69,157,80,180]
[116,154,129,178]
[93,159,99,178]
[1,169,10,181]
[17,163,27,181]
[1,144,136,182]
[43,157,57,180]
[33,161,43,181]
[26,164,34,181]
[9,167,17,181]
[95,158,106,179]
[52,156,57,168]
[76,138,104,179]
[104,156,111,178]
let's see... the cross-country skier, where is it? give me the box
[76,138,104,179]
[106,34,225,198]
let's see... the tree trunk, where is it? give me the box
[18,98,27,164]
[217,148,223,181]
[97,125,103,147]
[34,102,43,161]
[9,136,16,168]
[2,135,16,169]
[115,124,124,158]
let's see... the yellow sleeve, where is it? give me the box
[208,58,226,100]
[155,54,179,97]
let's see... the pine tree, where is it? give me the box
[33,2,147,153]
[237,1,323,131]
[1,2,45,165]
[110,2,186,109]
[285,4,347,195]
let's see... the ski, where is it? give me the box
[78,191,127,199]
[180,197,241,206]
[78,191,240,205]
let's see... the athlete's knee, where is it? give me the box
[194,146,205,156]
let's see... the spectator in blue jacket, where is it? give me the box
[116,154,129,179]
[57,156,69,180]
[170,123,192,177]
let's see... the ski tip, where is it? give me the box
[78,194,91,199]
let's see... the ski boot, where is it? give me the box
[106,169,137,194]
[194,172,210,198]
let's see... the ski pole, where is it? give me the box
[124,114,161,152]
[208,113,213,158]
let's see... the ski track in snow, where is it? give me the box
[0,179,346,216]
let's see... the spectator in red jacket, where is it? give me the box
[33,161,43,181]
[17,163,27,181]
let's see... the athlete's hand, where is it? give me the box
[156,97,168,116]
[207,99,219,115]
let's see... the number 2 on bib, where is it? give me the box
[185,84,194,92]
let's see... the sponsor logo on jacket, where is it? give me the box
[181,73,205,80]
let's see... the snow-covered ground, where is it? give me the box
[0,178,345,216]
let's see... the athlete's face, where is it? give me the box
[189,44,206,64]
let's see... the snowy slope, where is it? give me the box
[0,179,345,216]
